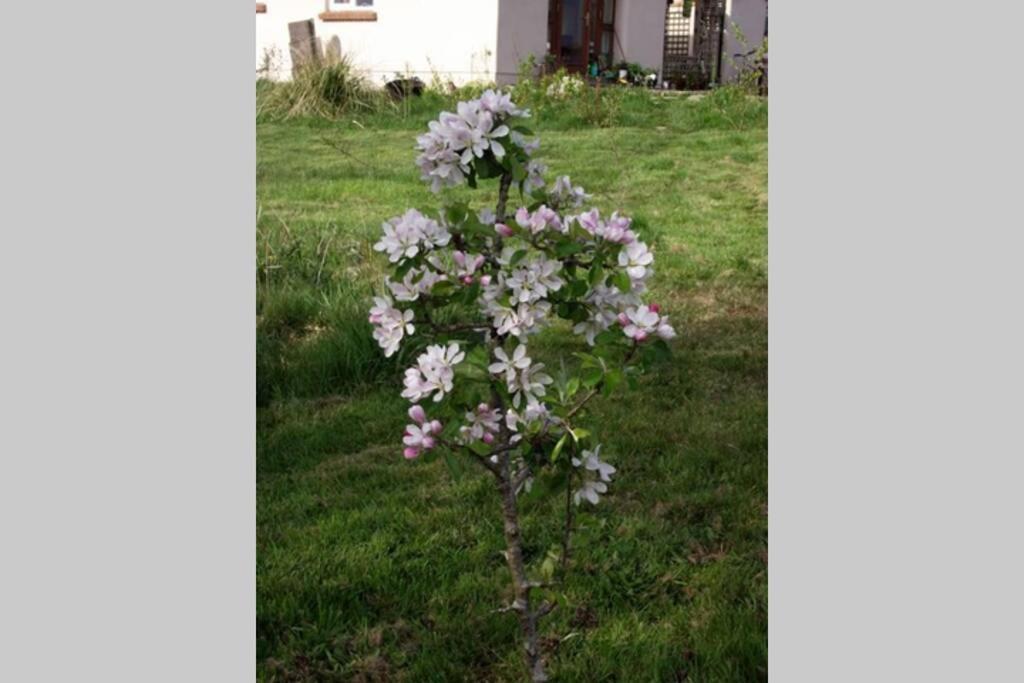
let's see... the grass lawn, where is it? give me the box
[257,91,767,682]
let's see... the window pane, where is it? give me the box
[356,0,373,5]
[603,0,614,22]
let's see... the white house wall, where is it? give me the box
[720,0,767,83]
[613,0,666,74]
[495,0,549,86]
[256,0,500,86]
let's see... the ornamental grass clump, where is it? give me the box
[368,89,675,681]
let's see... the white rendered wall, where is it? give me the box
[613,0,666,74]
[256,0,500,87]
[495,0,549,86]
[720,0,767,83]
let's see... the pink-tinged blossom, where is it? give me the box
[488,344,532,383]
[619,305,675,342]
[511,131,541,155]
[374,209,451,262]
[618,240,654,279]
[403,404,443,459]
[368,295,415,357]
[478,89,526,117]
[551,175,590,208]
[452,251,486,284]
[495,222,515,238]
[506,256,564,304]
[413,91,529,193]
[488,300,551,338]
[401,342,466,402]
[600,212,636,244]
[514,205,563,235]
[387,267,440,302]
[525,160,546,189]
[576,208,602,235]
[459,403,502,443]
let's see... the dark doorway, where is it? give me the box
[547,0,615,73]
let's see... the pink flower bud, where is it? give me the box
[482,432,495,444]
[472,255,485,270]
[462,275,474,285]
[429,419,443,434]
[403,447,420,459]
[480,275,492,286]
[422,436,436,449]
[408,404,426,424]
[515,207,531,228]
[495,223,514,238]
[649,303,661,314]
[635,330,648,342]
[617,312,630,326]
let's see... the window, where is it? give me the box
[330,0,373,5]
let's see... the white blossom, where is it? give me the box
[618,240,654,280]
[368,295,414,357]
[573,480,608,506]
[488,343,532,383]
[374,209,450,262]
[509,361,553,408]
[401,342,465,403]
[572,444,616,482]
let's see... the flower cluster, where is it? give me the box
[414,90,536,193]
[459,403,502,445]
[370,90,676,493]
[373,208,450,263]
[401,342,465,403]
[572,445,616,505]
[619,304,677,342]
[488,343,553,409]
[403,405,443,459]
[368,295,414,358]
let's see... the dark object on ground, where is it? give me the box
[385,77,425,100]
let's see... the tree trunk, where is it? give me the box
[497,468,548,681]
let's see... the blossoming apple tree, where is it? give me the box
[368,90,675,681]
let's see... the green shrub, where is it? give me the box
[257,54,391,121]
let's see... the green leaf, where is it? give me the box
[550,433,568,463]
[445,203,468,226]
[588,265,604,287]
[556,241,584,258]
[602,368,623,396]
[442,451,465,481]
[581,365,604,388]
[566,377,580,398]
[468,440,492,456]
[612,270,632,293]
[510,249,529,267]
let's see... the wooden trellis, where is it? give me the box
[661,0,725,89]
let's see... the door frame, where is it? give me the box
[548,0,611,73]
